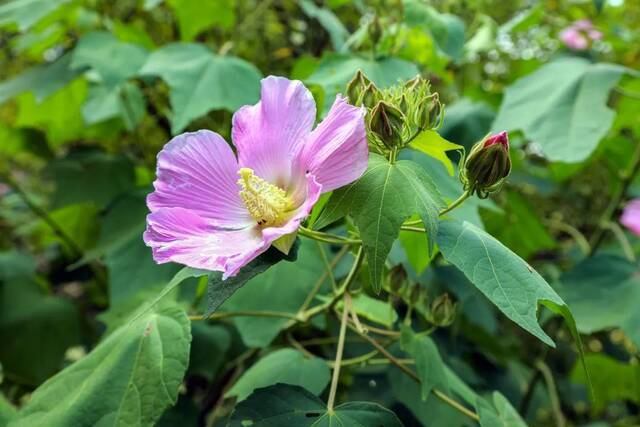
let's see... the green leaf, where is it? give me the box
[477,392,527,427]
[336,293,398,327]
[409,129,462,176]
[316,154,445,292]
[227,349,330,401]
[555,254,640,348]
[82,82,145,130]
[45,150,136,210]
[71,31,148,87]
[221,239,325,347]
[403,0,466,61]
[493,58,628,163]
[166,0,235,41]
[0,0,69,31]
[307,53,419,112]
[0,53,80,105]
[139,43,262,133]
[400,326,449,400]
[299,0,349,51]
[0,252,80,385]
[12,307,191,427]
[439,99,495,150]
[229,384,403,427]
[0,392,17,425]
[570,354,640,415]
[436,219,572,347]
[188,323,230,381]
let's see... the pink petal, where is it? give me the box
[294,96,368,193]
[621,199,640,237]
[147,130,253,229]
[573,19,593,31]
[144,207,269,278]
[588,29,603,41]
[560,28,588,51]
[231,76,316,189]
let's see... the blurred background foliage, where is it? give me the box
[1,0,640,426]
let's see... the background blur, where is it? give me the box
[1,0,640,426]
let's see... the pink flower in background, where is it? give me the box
[560,19,602,51]
[144,76,367,278]
[621,199,640,236]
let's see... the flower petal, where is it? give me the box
[621,199,640,236]
[295,96,367,192]
[232,76,316,188]
[262,174,322,242]
[144,207,269,278]
[148,130,253,228]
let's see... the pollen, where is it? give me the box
[237,168,293,226]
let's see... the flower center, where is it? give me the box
[237,168,293,226]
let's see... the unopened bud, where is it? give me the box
[369,101,404,148]
[368,15,382,46]
[346,70,372,105]
[361,83,380,109]
[388,265,407,293]
[461,131,511,198]
[428,293,457,327]
[415,93,441,130]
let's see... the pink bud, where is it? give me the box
[621,199,640,236]
[483,131,509,149]
[560,28,589,51]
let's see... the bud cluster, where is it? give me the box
[460,131,511,198]
[346,71,443,153]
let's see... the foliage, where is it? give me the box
[2,0,640,426]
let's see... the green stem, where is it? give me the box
[298,226,362,245]
[404,190,471,226]
[615,86,640,101]
[298,246,349,313]
[326,294,350,412]
[535,360,566,427]
[547,219,591,255]
[317,241,338,292]
[189,310,301,322]
[602,221,636,262]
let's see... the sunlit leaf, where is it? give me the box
[409,129,462,176]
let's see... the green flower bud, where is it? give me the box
[414,93,442,130]
[428,293,457,327]
[346,70,372,105]
[388,265,407,293]
[361,83,380,109]
[461,131,511,198]
[368,101,405,149]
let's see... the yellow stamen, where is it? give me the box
[238,168,293,226]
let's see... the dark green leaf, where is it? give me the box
[477,392,527,427]
[400,326,449,399]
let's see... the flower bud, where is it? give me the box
[388,265,408,293]
[428,293,457,327]
[461,131,511,198]
[361,83,380,109]
[346,70,372,105]
[368,101,405,149]
[415,93,442,130]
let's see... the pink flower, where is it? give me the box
[560,19,602,51]
[483,130,509,149]
[144,76,367,278]
[621,199,640,236]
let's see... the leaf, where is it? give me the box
[492,58,628,163]
[206,242,300,316]
[316,153,445,292]
[12,307,190,427]
[188,323,230,381]
[0,252,80,385]
[570,354,640,415]
[436,219,573,347]
[229,384,403,427]
[306,53,419,112]
[227,349,330,401]
[0,392,17,425]
[436,219,592,397]
[82,82,146,130]
[555,254,640,348]
[71,31,148,87]
[299,0,349,52]
[337,293,398,327]
[403,0,466,61]
[409,129,462,176]
[400,326,449,400]
[477,392,527,427]
[139,43,262,133]
[0,53,80,104]
[221,239,325,347]
[166,0,235,41]
[0,0,70,31]
[439,98,495,149]
[45,150,136,210]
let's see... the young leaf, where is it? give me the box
[400,326,449,400]
[226,349,330,401]
[316,153,445,292]
[477,392,527,427]
[493,58,629,163]
[409,129,462,176]
[12,306,191,427]
[139,43,262,134]
[229,384,403,427]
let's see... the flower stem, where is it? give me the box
[404,190,471,227]
[298,226,362,245]
[316,241,339,292]
[535,359,566,427]
[326,294,350,412]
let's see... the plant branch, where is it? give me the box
[298,226,362,245]
[317,241,339,292]
[535,359,566,427]
[326,294,350,412]
[404,190,471,226]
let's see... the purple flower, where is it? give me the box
[621,199,640,236]
[144,76,367,278]
[560,19,602,51]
